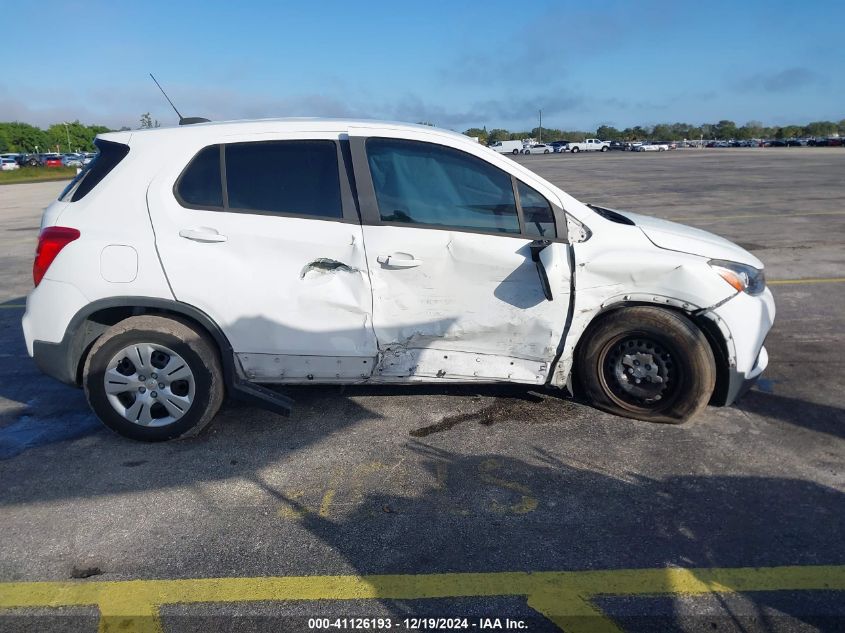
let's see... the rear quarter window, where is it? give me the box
[59,140,129,202]
[175,145,223,208]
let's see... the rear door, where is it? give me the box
[349,132,573,384]
[146,130,378,382]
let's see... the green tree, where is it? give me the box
[803,121,837,137]
[714,120,737,140]
[596,125,621,140]
[487,128,511,143]
[139,113,161,129]
[0,122,49,152]
[463,127,489,144]
[776,125,803,139]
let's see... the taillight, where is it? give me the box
[33,227,80,286]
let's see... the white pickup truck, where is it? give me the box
[563,139,610,153]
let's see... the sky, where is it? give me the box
[3,0,844,132]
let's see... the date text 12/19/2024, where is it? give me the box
[308,618,529,630]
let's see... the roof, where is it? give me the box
[99,117,470,146]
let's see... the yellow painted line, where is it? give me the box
[0,565,842,633]
[768,277,845,285]
[318,489,336,518]
[672,210,845,222]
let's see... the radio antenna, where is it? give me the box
[149,73,210,125]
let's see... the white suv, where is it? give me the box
[23,119,774,441]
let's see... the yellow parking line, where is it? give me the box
[673,210,845,222]
[768,277,845,285]
[0,565,842,633]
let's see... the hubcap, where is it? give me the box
[103,343,195,427]
[602,336,678,409]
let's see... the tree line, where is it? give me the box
[0,121,113,154]
[3,116,843,153]
[0,113,161,154]
[464,119,845,144]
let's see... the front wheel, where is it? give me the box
[575,307,715,423]
[83,315,225,441]
[543,149,550,154]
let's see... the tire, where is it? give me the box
[512,149,519,155]
[601,146,608,152]
[544,149,550,154]
[83,315,225,441]
[522,149,530,154]
[571,147,579,153]
[575,307,715,424]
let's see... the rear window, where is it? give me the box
[59,140,129,202]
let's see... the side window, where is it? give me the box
[176,145,223,208]
[366,138,520,234]
[225,141,342,218]
[517,181,556,238]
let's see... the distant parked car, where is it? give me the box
[813,138,843,147]
[81,152,98,165]
[522,143,552,154]
[44,156,65,167]
[633,142,669,152]
[608,141,627,151]
[1,158,20,171]
[488,140,524,155]
[785,139,804,147]
[63,154,83,167]
[563,138,610,153]
[18,153,42,166]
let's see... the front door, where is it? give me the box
[350,133,572,384]
[147,133,378,382]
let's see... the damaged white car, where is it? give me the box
[23,119,774,441]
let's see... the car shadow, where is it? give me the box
[737,389,845,439]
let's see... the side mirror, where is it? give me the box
[529,239,553,301]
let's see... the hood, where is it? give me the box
[594,207,763,269]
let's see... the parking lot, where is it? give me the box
[0,148,843,631]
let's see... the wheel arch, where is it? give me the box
[65,297,235,387]
[570,300,732,406]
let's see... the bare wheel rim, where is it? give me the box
[103,343,196,427]
[598,334,683,412]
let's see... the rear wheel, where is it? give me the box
[601,146,609,152]
[83,315,224,441]
[575,307,715,423]
[571,147,580,153]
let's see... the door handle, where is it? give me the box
[377,254,422,268]
[179,228,228,243]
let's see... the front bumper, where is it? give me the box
[703,287,775,406]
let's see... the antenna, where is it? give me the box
[149,73,210,125]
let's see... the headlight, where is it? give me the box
[709,259,766,295]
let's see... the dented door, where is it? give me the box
[350,134,573,384]
[147,134,378,381]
